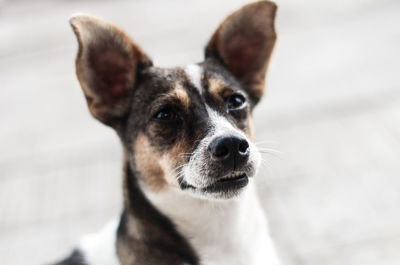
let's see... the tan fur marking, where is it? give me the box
[208,78,227,96]
[158,156,181,189]
[160,141,190,189]
[173,84,190,109]
[168,142,189,165]
[247,115,255,141]
[134,134,167,191]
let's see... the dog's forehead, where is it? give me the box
[143,66,186,85]
[184,64,203,94]
[142,62,238,98]
[184,62,242,96]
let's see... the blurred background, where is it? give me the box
[1,0,400,264]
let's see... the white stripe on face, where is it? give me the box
[206,105,241,137]
[184,64,203,94]
[181,104,261,192]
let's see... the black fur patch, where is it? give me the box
[116,164,199,265]
[52,250,86,265]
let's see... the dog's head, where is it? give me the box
[70,1,276,199]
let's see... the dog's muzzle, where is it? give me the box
[197,134,250,194]
[181,130,260,198]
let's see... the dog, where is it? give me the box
[56,1,279,264]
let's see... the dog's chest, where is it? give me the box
[143,184,281,265]
[193,225,280,265]
[185,214,269,265]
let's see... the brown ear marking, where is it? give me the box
[69,14,152,126]
[205,1,277,103]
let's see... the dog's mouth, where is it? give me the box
[203,172,249,193]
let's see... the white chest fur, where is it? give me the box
[143,181,281,265]
[78,218,120,265]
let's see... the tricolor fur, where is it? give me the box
[56,1,280,265]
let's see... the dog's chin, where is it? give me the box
[181,171,252,200]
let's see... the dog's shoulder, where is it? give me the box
[55,218,120,265]
[53,250,86,265]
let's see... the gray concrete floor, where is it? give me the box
[1,0,400,264]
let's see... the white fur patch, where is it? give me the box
[184,64,203,94]
[206,105,240,136]
[77,218,120,265]
[143,184,281,265]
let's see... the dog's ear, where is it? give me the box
[205,1,277,103]
[70,14,152,126]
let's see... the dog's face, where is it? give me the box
[127,63,261,199]
[70,1,277,199]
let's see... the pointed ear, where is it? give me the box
[205,1,277,103]
[70,14,152,126]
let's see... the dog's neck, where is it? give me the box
[116,161,199,265]
[143,182,270,265]
[118,160,272,265]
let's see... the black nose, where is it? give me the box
[208,135,250,170]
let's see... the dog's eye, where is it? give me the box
[227,94,246,110]
[154,108,178,121]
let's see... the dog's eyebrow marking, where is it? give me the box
[208,78,226,95]
[174,84,190,108]
[154,85,190,109]
[184,64,203,94]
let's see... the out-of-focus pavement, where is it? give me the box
[1,0,400,264]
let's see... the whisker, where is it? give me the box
[171,164,185,173]
[254,140,279,145]
[259,157,270,167]
[257,148,283,158]
[255,142,283,156]
[176,170,187,183]
[257,148,282,154]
